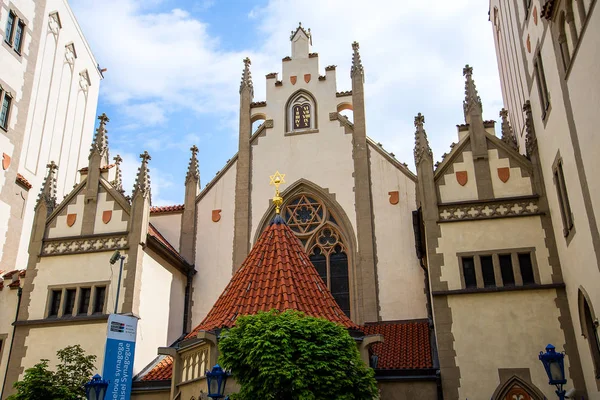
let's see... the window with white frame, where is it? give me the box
[4,10,25,54]
[0,86,12,131]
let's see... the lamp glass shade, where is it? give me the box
[206,364,227,398]
[549,360,563,381]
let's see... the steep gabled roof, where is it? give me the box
[187,217,357,337]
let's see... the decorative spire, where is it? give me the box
[90,113,109,160]
[523,101,537,157]
[36,161,58,214]
[290,22,312,43]
[111,154,124,194]
[499,109,518,150]
[132,151,151,199]
[239,57,253,96]
[351,41,364,78]
[186,145,200,184]
[269,171,286,215]
[463,65,482,118]
[413,113,433,165]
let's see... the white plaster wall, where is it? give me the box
[437,216,552,290]
[149,213,182,252]
[136,251,186,374]
[251,54,355,243]
[7,0,101,283]
[369,147,427,320]
[20,322,107,380]
[0,284,19,392]
[193,162,236,326]
[438,151,478,203]
[488,148,533,198]
[47,192,84,238]
[27,252,125,320]
[93,190,128,235]
[450,290,567,400]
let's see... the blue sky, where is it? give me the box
[70,0,504,206]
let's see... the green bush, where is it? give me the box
[218,310,378,400]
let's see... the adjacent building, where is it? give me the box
[0,0,101,394]
[490,0,600,396]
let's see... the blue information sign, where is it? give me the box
[102,314,138,400]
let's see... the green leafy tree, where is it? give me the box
[8,345,97,400]
[219,310,379,400]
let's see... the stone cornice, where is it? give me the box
[438,195,542,222]
[41,233,129,256]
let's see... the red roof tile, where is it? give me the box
[16,173,32,189]
[187,218,358,337]
[2,270,21,279]
[362,321,433,370]
[141,356,173,381]
[150,204,184,214]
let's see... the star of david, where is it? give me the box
[285,195,323,234]
[269,171,286,188]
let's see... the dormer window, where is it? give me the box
[286,91,317,133]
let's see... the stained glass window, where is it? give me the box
[284,195,324,234]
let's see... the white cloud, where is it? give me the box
[72,0,504,203]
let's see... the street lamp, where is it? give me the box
[539,344,567,400]
[85,374,109,400]
[206,364,228,399]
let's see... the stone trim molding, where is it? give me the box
[432,282,564,296]
[438,196,541,222]
[41,233,128,256]
[13,314,109,327]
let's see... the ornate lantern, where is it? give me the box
[85,374,109,400]
[206,364,228,399]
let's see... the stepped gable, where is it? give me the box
[187,216,357,337]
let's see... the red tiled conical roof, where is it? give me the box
[187,217,357,337]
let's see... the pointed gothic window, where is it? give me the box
[287,92,316,132]
[280,193,351,317]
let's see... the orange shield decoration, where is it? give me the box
[304,74,311,83]
[498,167,510,183]
[102,210,112,224]
[212,209,221,223]
[2,153,10,170]
[290,76,297,85]
[388,191,399,205]
[456,171,468,186]
[66,213,77,227]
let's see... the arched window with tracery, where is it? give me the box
[282,193,350,316]
[579,289,600,378]
[286,91,316,133]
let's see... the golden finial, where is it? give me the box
[269,171,286,214]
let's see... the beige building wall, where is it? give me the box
[0,282,19,391]
[136,251,186,374]
[149,213,183,252]
[0,0,101,297]
[193,162,237,325]
[450,290,567,400]
[490,1,600,396]
[20,322,107,379]
[369,147,427,320]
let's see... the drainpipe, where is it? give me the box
[1,287,22,398]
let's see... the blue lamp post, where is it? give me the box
[539,344,567,400]
[206,364,228,399]
[85,374,109,400]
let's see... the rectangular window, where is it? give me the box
[49,290,62,317]
[534,54,550,118]
[4,12,15,44]
[63,289,76,316]
[13,20,24,53]
[93,286,106,314]
[462,257,477,288]
[499,255,515,286]
[0,93,11,130]
[480,256,496,287]
[518,253,535,285]
[554,160,574,236]
[78,288,91,315]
